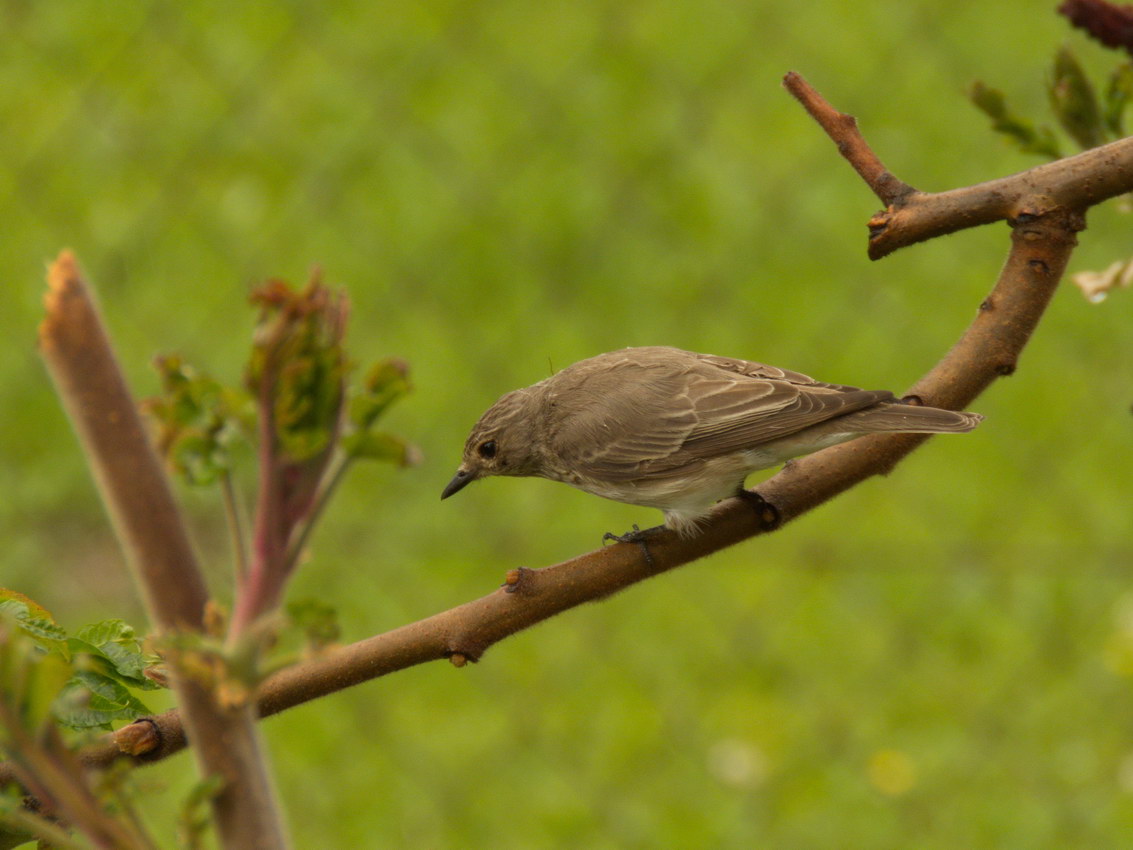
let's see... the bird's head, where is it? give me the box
[441,387,545,499]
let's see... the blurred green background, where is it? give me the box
[4,1,1133,847]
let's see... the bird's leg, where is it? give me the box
[734,489,781,532]
[602,523,665,546]
[602,523,664,568]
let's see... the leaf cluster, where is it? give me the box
[144,276,417,487]
[0,591,160,735]
[969,45,1133,159]
[142,355,254,486]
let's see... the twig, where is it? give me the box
[785,71,1133,260]
[220,470,249,583]
[782,71,915,204]
[231,363,289,638]
[282,453,353,574]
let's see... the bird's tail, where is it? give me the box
[835,401,983,434]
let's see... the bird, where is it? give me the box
[441,346,982,537]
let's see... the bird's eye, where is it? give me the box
[478,440,498,459]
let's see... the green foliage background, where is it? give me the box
[3,2,1133,846]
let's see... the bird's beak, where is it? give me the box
[441,467,475,500]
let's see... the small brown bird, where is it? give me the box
[442,346,982,536]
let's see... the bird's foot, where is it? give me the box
[602,524,663,568]
[735,490,781,532]
[602,523,653,545]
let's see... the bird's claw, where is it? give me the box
[603,523,644,545]
[602,524,661,568]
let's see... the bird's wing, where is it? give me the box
[549,364,700,480]
[549,353,891,480]
[694,352,860,391]
[676,352,894,457]
[679,373,893,458]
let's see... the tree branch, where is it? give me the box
[7,76,1108,785]
[783,70,1133,260]
[38,253,290,850]
[782,71,915,204]
[39,252,210,632]
[865,142,1130,259]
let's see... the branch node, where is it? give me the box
[503,566,534,594]
[114,717,162,757]
[448,652,469,668]
[995,363,1017,376]
[868,211,890,239]
[735,490,781,532]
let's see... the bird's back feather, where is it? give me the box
[543,347,918,481]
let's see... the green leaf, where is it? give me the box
[0,621,72,737]
[73,620,156,685]
[286,598,341,652]
[0,607,71,743]
[1105,62,1133,136]
[58,671,152,731]
[0,590,55,624]
[349,358,411,431]
[1049,45,1104,149]
[25,653,73,732]
[142,354,254,486]
[341,431,420,466]
[247,275,350,465]
[0,594,67,656]
[76,619,135,648]
[968,81,1063,159]
[11,615,67,646]
[67,638,159,691]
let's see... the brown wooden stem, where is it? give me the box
[783,70,1133,260]
[782,71,915,204]
[38,253,291,850]
[865,142,1131,259]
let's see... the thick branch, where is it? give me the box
[784,71,1133,260]
[758,208,1081,515]
[39,252,210,630]
[38,253,290,850]
[866,141,1133,258]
